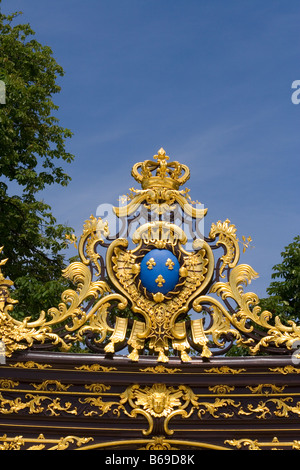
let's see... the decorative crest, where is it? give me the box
[131,147,190,190]
[1,148,300,363]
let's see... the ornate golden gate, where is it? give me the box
[1,148,300,451]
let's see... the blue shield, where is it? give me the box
[140,249,180,295]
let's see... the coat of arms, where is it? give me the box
[1,148,300,362]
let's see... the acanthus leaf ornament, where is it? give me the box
[1,149,300,361]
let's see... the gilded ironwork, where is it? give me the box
[0,434,93,451]
[1,148,300,362]
[225,436,300,451]
[0,392,78,416]
[269,366,300,375]
[209,385,235,394]
[1,353,300,450]
[139,365,182,373]
[9,362,52,369]
[204,367,246,374]
[246,384,286,395]
[75,364,117,372]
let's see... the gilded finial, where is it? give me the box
[154,147,169,162]
[131,148,190,190]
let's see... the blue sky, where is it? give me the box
[2,0,300,299]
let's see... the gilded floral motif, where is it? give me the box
[1,149,300,362]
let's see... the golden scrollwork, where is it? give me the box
[225,438,261,450]
[1,376,299,443]
[138,436,178,450]
[246,384,286,395]
[116,148,206,219]
[139,365,182,374]
[225,436,300,451]
[269,366,300,375]
[210,262,300,354]
[119,383,199,436]
[84,383,111,393]
[209,385,235,394]
[0,217,128,356]
[79,395,122,417]
[0,379,19,389]
[74,364,117,372]
[1,148,300,361]
[30,380,72,392]
[9,362,52,369]
[106,224,214,361]
[204,367,246,374]
[0,392,77,416]
[0,433,93,451]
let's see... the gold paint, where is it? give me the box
[104,316,128,353]
[71,437,231,451]
[246,384,286,395]
[179,266,188,277]
[132,220,188,246]
[209,385,235,394]
[172,322,191,362]
[0,435,24,450]
[225,438,261,450]
[209,219,239,278]
[30,381,72,392]
[116,383,251,436]
[75,364,117,372]
[238,397,300,419]
[131,263,140,275]
[197,398,241,420]
[1,149,300,362]
[9,362,52,369]
[48,436,93,451]
[1,375,299,445]
[131,383,182,418]
[131,147,190,191]
[106,224,214,361]
[0,433,93,451]
[84,384,111,393]
[155,274,165,288]
[139,365,182,374]
[0,380,19,389]
[138,436,178,450]
[79,395,122,418]
[119,383,196,436]
[269,366,300,375]
[0,392,77,416]
[191,318,211,358]
[127,320,146,361]
[225,436,300,451]
[204,367,246,374]
[146,258,156,270]
[152,292,165,303]
[165,258,175,270]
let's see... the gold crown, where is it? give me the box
[131,148,190,190]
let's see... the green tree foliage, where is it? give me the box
[0,5,75,320]
[259,235,300,324]
[227,235,300,357]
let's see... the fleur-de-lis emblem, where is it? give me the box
[155,274,165,287]
[146,258,156,270]
[165,258,175,270]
